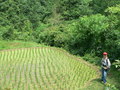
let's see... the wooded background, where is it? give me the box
[0,0,120,62]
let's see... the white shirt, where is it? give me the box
[101,58,111,68]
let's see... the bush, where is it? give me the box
[112,60,120,70]
[82,53,100,65]
[13,31,35,41]
[37,24,75,48]
[106,83,119,90]
[0,25,13,40]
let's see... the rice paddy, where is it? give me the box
[0,47,98,90]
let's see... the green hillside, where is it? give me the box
[0,47,98,90]
[0,0,120,89]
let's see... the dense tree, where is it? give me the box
[105,4,120,59]
[69,14,109,55]
[0,0,120,60]
[0,0,55,40]
[90,0,120,14]
[59,0,93,20]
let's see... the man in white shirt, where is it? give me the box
[101,52,111,84]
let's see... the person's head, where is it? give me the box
[103,52,108,59]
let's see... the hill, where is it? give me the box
[0,41,120,90]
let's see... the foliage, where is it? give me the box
[105,83,119,90]
[0,0,120,89]
[112,60,120,69]
[106,4,120,14]
[0,0,120,60]
[37,24,75,48]
[59,0,93,20]
[34,13,120,60]
[0,25,10,40]
[105,4,120,59]
[69,14,109,55]
[90,0,120,14]
[32,23,50,42]
[0,0,54,34]
[82,53,100,64]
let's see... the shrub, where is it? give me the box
[82,53,100,65]
[113,60,120,70]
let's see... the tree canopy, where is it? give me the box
[0,0,120,60]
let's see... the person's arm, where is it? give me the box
[107,59,111,68]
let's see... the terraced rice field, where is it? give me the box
[0,47,98,90]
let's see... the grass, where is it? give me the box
[83,67,120,90]
[0,40,120,90]
[0,40,46,50]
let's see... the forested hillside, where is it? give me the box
[0,0,120,60]
[0,1,120,89]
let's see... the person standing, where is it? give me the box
[101,52,111,84]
